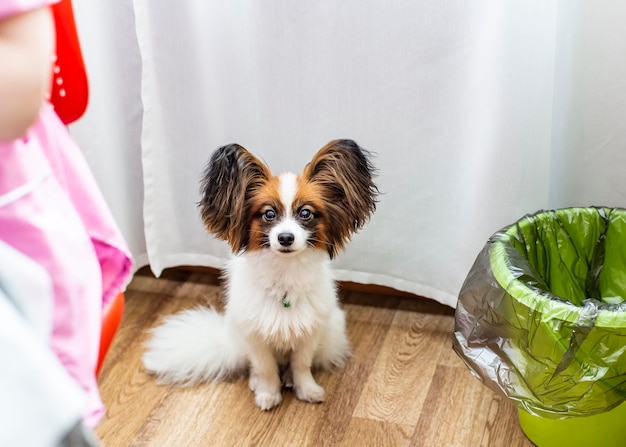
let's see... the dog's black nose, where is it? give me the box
[278,232,295,247]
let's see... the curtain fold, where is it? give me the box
[70,1,626,308]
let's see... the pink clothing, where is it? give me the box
[0,0,57,18]
[1,0,131,427]
[0,103,132,426]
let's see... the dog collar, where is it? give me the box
[282,292,291,308]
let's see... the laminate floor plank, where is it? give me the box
[412,365,532,447]
[339,418,414,447]
[352,308,453,426]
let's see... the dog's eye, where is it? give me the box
[299,208,313,221]
[263,209,277,221]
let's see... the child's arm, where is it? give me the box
[0,7,55,142]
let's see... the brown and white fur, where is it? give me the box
[142,140,378,410]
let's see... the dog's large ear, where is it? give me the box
[199,144,271,252]
[303,139,379,256]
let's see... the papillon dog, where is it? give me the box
[143,139,378,410]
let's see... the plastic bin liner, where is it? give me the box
[453,207,626,418]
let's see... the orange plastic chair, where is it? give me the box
[50,0,89,125]
[96,293,125,375]
[51,1,125,375]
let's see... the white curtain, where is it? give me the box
[69,1,626,308]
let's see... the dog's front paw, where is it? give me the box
[295,382,325,403]
[255,391,283,411]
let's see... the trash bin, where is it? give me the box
[453,207,626,447]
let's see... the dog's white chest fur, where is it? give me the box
[225,249,336,351]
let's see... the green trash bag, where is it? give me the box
[453,207,626,418]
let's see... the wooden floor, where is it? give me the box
[95,268,533,447]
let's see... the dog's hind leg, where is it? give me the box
[313,305,351,371]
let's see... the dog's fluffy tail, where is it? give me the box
[142,307,248,384]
